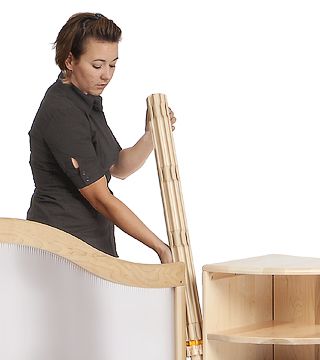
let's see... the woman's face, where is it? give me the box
[65,38,118,96]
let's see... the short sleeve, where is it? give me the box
[42,103,105,189]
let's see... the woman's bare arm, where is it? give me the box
[79,176,172,263]
[109,130,153,179]
[110,108,176,179]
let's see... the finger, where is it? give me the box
[170,116,176,124]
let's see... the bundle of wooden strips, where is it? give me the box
[147,94,203,359]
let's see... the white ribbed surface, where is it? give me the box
[0,244,175,360]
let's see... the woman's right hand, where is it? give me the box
[157,242,173,264]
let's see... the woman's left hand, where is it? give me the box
[168,107,176,131]
[145,106,177,132]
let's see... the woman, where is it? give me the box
[27,12,174,263]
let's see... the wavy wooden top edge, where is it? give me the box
[0,218,185,288]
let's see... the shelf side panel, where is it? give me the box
[274,275,320,323]
[203,272,273,359]
[274,345,320,360]
[205,274,273,331]
[206,340,273,360]
[274,275,320,359]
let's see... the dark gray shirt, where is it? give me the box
[27,76,121,256]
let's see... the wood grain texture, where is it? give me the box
[274,345,320,360]
[203,254,320,275]
[203,271,272,359]
[0,218,185,288]
[147,93,202,358]
[208,321,320,345]
[205,340,273,360]
[274,275,319,323]
[203,255,320,359]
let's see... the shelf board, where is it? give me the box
[203,254,320,275]
[207,321,320,345]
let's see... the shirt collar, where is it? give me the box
[56,74,103,113]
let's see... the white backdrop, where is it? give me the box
[1,0,320,294]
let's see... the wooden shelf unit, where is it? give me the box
[202,254,320,360]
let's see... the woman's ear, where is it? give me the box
[65,52,74,71]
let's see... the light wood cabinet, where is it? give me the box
[202,254,320,359]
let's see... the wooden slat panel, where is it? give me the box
[147,93,202,358]
[0,218,185,288]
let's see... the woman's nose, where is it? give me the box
[101,67,111,81]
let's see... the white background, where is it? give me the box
[0,0,320,293]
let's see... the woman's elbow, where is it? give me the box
[111,171,129,180]
[109,165,130,180]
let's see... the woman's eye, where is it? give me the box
[110,64,116,68]
[92,64,102,69]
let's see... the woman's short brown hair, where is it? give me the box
[54,12,122,71]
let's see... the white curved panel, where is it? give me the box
[0,244,175,360]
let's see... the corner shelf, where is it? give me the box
[208,321,320,345]
[202,254,320,360]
